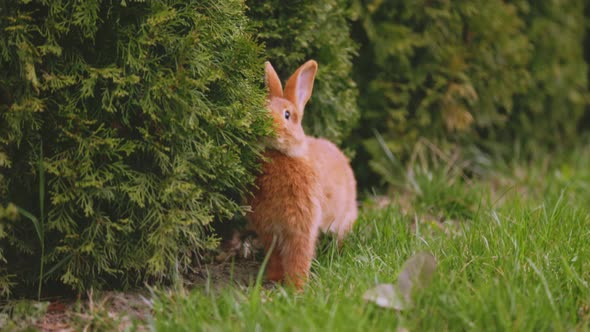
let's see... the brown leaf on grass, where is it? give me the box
[362,283,405,310]
[397,252,437,305]
[363,252,437,310]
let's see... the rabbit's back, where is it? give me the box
[307,137,358,240]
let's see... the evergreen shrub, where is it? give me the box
[350,0,588,188]
[506,0,588,151]
[0,0,268,295]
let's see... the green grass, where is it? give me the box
[151,148,590,331]
[3,148,589,331]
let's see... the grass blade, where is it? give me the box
[38,140,45,239]
[43,253,73,281]
[16,207,42,245]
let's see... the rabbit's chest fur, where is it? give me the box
[248,150,322,237]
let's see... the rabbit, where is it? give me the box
[246,60,358,289]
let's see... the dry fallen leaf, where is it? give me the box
[363,252,437,310]
[397,252,437,305]
[362,283,405,310]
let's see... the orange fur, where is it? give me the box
[248,150,321,288]
[308,137,358,242]
[265,62,283,98]
[247,60,357,290]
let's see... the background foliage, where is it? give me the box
[350,0,588,188]
[504,0,588,151]
[0,0,268,295]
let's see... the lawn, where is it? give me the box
[151,147,590,331]
[2,147,590,331]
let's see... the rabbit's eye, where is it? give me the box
[284,110,291,120]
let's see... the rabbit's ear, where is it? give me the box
[284,60,318,113]
[265,61,283,98]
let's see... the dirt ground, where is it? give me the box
[34,231,265,331]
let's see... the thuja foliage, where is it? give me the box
[350,0,531,185]
[0,0,269,295]
[505,0,588,151]
[0,202,17,297]
[350,0,588,187]
[247,0,359,144]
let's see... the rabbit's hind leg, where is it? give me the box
[281,228,318,290]
[259,233,285,282]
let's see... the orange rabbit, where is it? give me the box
[247,60,358,289]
